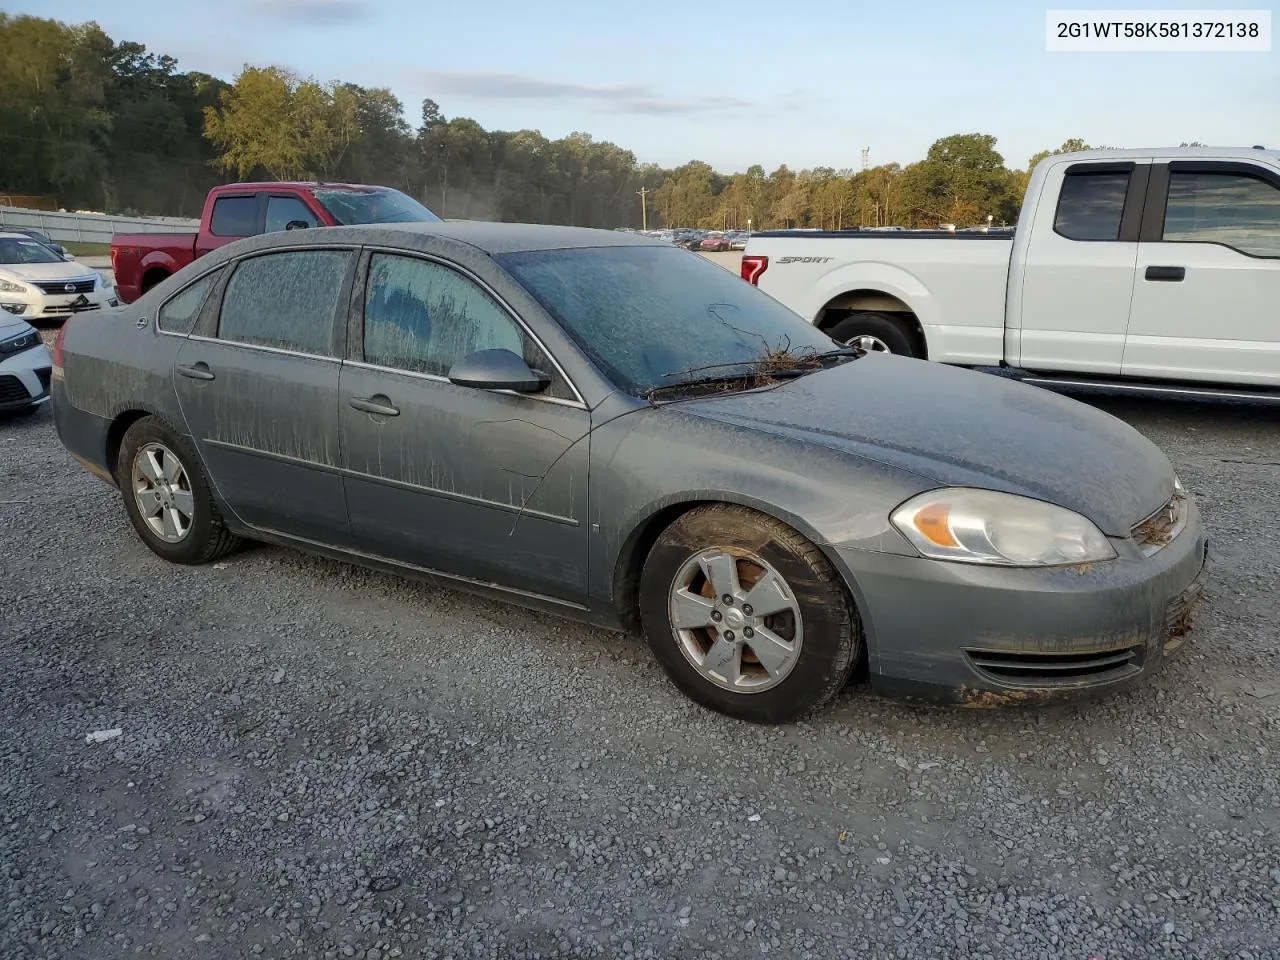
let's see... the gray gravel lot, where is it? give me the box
[2,388,1278,960]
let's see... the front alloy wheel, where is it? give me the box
[639,504,862,723]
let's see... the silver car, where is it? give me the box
[51,223,1207,722]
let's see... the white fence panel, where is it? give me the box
[0,207,199,246]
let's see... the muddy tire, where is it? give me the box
[828,311,919,358]
[116,416,240,565]
[639,504,861,723]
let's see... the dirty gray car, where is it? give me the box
[50,222,1208,722]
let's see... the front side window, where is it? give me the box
[1053,172,1131,241]
[1163,171,1280,257]
[157,268,223,334]
[363,254,523,377]
[218,250,350,355]
[209,196,260,238]
[265,196,319,233]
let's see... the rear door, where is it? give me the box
[172,245,357,543]
[1124,160,1280,386]
[1012,160,1149,374]
[197,192,264,256]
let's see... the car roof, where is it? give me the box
[250,220,673,255]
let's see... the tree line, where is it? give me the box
[2,14,1180,230]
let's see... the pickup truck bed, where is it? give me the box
[111,232,197,305]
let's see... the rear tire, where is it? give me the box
[116,415,240,565]
[828,311,920,358]
[639,504,861,723]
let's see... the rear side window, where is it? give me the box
[1054,172,1130,241]
[157,269,223,334]
[209,196,260,237]
[218,250,351,356]
[266,195,319,233]
[1163,172,1280,257]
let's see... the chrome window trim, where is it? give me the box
[341,358,588,410]
[182,332,342,364]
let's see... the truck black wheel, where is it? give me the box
[828,311,920,358]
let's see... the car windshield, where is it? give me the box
[0,237,62,265]
[498,244,842,396]
[312,188,441,226]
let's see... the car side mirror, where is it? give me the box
[62,251,75,261]
[448,348,549,393]
[285,220,310,231]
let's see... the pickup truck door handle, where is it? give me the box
[1144,265,1186,282]
[176,362,215,381]
[348,395,400,417]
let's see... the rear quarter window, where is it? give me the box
[156,269,223,335]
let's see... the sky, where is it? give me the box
[20,0,1280,173]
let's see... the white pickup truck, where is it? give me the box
[741,146,1280,400]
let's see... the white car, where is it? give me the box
[0,232,117,324]
[742,146,1280,400]
[0,316,52,414]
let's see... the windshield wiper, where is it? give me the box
[645,347,858,400]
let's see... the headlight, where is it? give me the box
[890,488,1116,567]
[0,279,28,294]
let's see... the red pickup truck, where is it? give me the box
[110,182,441,303]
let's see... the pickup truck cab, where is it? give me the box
[111,182,440,303]
[742,147,1280,398]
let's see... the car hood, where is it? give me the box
[0,261,92,282]
[672,355,1174,536]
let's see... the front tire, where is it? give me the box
[828,311,920,358]
[116,416,240,565]
[639,504,861,723]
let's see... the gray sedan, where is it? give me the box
[50,222,1208,722]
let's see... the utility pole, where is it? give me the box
[861,147,870,171]
[636,186,649,231]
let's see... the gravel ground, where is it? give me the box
[2,389,1278,960]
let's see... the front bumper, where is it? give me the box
[834,499,1209,705]
[1,279,116,323]
[0,342,53,411]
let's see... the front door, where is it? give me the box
[173,246,356,543]
[338,251,591,604]
[1124,161,1280,387]
[1012,161,1148,374]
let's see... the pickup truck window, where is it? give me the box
[265,196,319,233]
[218,250,351,356]
[157,268,223,335]
[1164,172,1280,258]
[209,196,260,238]
[1054,172,1130,241]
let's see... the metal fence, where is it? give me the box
[0,207,199,246]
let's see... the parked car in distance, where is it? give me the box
[0,315,52,415]
[741,146,1280,401]
[53,222,1206,722]
[699,233,732,252]
[0,232,117,325]
[110,182,442,304]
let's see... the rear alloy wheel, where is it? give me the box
[117,416,240,565]
[639,504,861,723]
[827,310,919,358]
